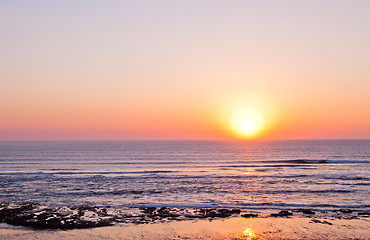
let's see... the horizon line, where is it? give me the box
[1,138,369,142]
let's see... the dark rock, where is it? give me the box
[310,219,322,223]
[358,211,370,216]
[270,210,293,217]
[97,208,108,216]
[241,213,258,218]
[0,204,257,229]
[297,209,315,215]
[140,207,156,214]
[188,208,236,218]
[0,203,114,229]
[231,209,241,214]
[339,208,352,213]
[198,208,215,214]
[310,219,332,225]
[212,209,233,218]
[322,220,333,225]
[157,207,179,218]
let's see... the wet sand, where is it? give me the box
[1,216,369,240]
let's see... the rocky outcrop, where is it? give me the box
[0,203,242,229]
[0,203,113,229]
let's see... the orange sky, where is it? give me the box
[1,1,369,140]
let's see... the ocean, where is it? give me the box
[0,140,369,212]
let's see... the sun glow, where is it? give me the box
[230,109,266,138]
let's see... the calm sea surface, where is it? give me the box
[0,140,369,211]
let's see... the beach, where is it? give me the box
[0,203,369,239]
[1,215,369,240]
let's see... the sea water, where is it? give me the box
[0,140,369,212]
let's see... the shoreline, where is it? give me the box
[1,203,369,239]
[1,203,369,229]
[1,216,369,240]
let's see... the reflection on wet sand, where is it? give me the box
[242,227,256,238]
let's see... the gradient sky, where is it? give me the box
[1,0,369,140]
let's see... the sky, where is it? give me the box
[1,0,369,141]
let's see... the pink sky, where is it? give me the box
[1,1,369,140]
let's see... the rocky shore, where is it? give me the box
[0,203,368,230]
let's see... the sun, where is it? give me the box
[230,109,266,138]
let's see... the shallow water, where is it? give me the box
[0,140,369,211]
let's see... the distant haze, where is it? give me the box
[1,1,369,140]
